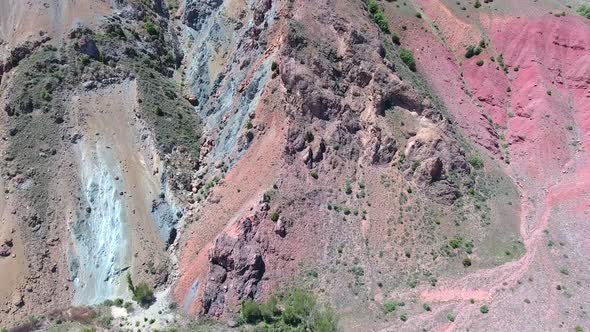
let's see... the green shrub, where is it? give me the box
[415,12,422,18]
[345,181,353,195]
[400,313,408,321]
[447,313,455,322]
[310,170,318,179]
[132,282,156,308]
[578,4,590,19]
[271,211,280,222]
[474,0,481,8]
[384,301,397,313]
[237,289,337,331]
[480,305,489,314]
[144,22,159,35]
[469,156,484,169]
[114,298,124,307]
[282,289,316,326]
[449,237,464,249]
[81,55,91,66]
[126,273,135,293]
[465,45,482,58]
[367,0,390,34]
[373,12,390,34]
[399,48,416,72]
[368,0,380,14]
[476,60,484,66]
[422,303,431,311]
[240,300,262,324]
[260,296,280,323]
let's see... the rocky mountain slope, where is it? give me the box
[0,0,588,331]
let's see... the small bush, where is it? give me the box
[144,22,159,35]
[476,60,484,66]
[469,156,484,169]
[447,313,455,322]
[449,237,464,249]
[271,211,280,222]
[260,296,280,323]
[465,45,482,58]
[310,170,318,179]
[384,301,397,313]
[578,4,590,19]
[241,300,262,324]
[81,55,91,66]
[399,48,416,72]
[400,313,408,321]
[282,289,316,326]
[415,12,422,18]
[474,0,481,8]
[480,305,489,314]
[422,303,431,311]
[373,12,390,34]
[368,0,380,14]
[345,181,353,195]
[367,0,390,34]
[132,282,156,308]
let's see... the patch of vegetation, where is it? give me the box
[130,57,202,157]
[368,0,391,34]
[399,48,417,72]
[480,305,489,314]
[238,289,338,331]
[144,21,159,35]
[345,181,353,195]
[465,45,483,58]
[469,156,484,169]
[127,273,156,308]
[474,0,481,8]
[271,211,280,222]
[578,4,590,19]
[476,60,484,66]
[384,301,397,313]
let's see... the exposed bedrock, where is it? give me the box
[70,141,129,305]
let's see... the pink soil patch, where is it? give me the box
[493,15,590,181]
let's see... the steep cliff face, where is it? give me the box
[0,0,588,331]
[0,0,200,328]
[173,0,522,330]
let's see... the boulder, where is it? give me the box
[77,35,100,60]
